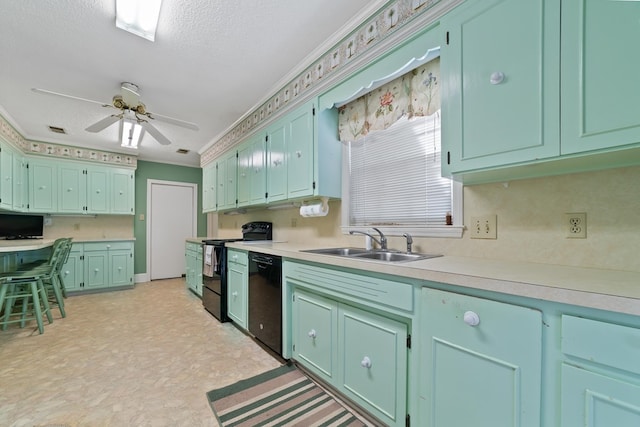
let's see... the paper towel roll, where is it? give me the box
[299,203,328,217]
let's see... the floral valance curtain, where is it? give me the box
[338,57,440,142]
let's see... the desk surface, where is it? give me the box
[0,239,55,253]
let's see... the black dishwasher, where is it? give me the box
[248,252,282,356]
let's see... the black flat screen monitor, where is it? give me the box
[0,214,44,239]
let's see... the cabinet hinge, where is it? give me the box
[265,135,269,142]
[447,151,451,165]
[80,255,84,260]
[446,31,450,45]
[236,152,239,158]
[406,414,410,427]
[312,181,316,190]
[292,344,296,352]
[407,335,412,349]
[312,107,316,116]
[265,192,268,199]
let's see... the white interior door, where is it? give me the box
[148,180,197,280]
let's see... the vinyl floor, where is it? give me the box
[0,278,281,427]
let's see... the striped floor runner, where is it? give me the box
[207,364,374,427]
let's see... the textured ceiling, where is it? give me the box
[0,0,383,166]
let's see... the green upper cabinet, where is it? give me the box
[202,161,217,212]
[58,162,87,213]
[560,0,640,155]
[0,142,15,210]
[441,0,560,176]
[12,152,28,212]
[236,140,251,207]
[29,158,58,213]
[286,101,315,199]
[442,0,640,183]
[217,149,237,210]
[110,168,134,214]
[266,117,288,203]
[249,134,266,206]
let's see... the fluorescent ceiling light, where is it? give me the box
[121,120,143,149]
[115,0,162,42]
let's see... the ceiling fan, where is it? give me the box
[32,82,199,146]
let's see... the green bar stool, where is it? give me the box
[0,274,53,334]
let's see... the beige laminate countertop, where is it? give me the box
[226,241,640,317]
[0,237,135,253]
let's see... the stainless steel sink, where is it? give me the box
[301,247,370,256]
[350,251,439,262]
[301,247,441,263]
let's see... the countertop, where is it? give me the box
[225,241,640,316]
[0,237,135,253]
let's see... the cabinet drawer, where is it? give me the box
[562,315,640,375]
[285,261,414,312]
[186,242,201,252]
[227,249,247,266]
[83,241,132,252]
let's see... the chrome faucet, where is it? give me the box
[350,227,387,251]
[402,233,413,253]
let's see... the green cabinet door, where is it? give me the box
[561,0,640,155]
[249,135,267,205]
[227,250,247,328]
[292,289,338,382]
[561,364,640,427]
[87,166,109,214]
[58,162,86,213]
[110,168,134,214]
[421,287,542,427]
[12,153,28,211]
[441,0,559,175]
[340,305,407,427]
[109,250,131,287]
[237,141,251,207]
[224,151,238,209]
[0,143,13,210]
[266,119,287,202]
[287,101,315,199]
[29,158,57,212]
[84,250,108,289]
[60,245,83,292]
[202,162,215,212]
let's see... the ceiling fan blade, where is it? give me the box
[85,115,121,133]
[139,120,172,145]
[146,111,199,131]
[32,88,112,108]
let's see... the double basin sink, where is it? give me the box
[302,247,441,263]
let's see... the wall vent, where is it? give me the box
[176,148,190,154]
[48,125,67,134]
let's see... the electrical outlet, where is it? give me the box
[470,215,497,239]
[565,212,586,238]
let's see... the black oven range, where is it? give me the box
[201,221,272,322]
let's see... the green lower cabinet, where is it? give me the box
[292,290,338,382]
[561,364,640,427]
[227,249,248,329]
[339,305,407,427]
[61,241,134,293]
[291,287,408,427]
[184,242,203,297]
[420,287,542,427]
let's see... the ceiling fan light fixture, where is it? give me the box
[115,0,162,42]
[121,120,143,149]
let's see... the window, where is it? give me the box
[338,56,462,238]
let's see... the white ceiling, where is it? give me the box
[0,0,384,167]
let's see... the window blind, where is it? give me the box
[346,111,451,226]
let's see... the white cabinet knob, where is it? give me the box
[463,311,480,326]
[94,268,100,272]
[232,291,238,297]
[490,71,505,85]
[308,329,317,338]
[39,185,46,190]
[67,187,73,192]
[296,150,302,158]
[361,356,372,369]
[96,189,101,193]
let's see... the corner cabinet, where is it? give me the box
[0,141,28,212]
[61,241,134,293]
[442,0,640,183]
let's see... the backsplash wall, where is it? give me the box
[217,165,640,273]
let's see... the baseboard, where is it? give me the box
[134,273,150,283]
